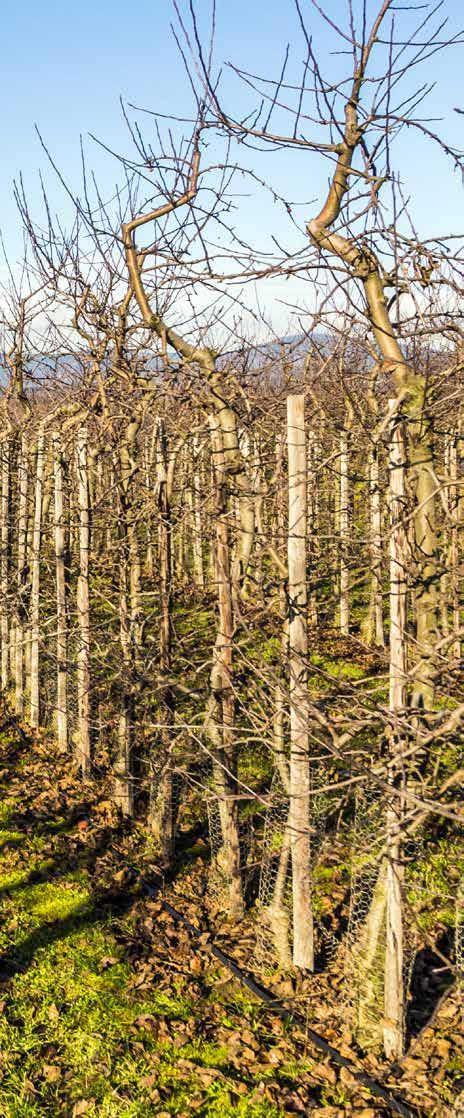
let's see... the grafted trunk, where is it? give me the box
[356,412,408,1053]
[76,429,91,777]
[356,863,387,1046]
[53,432,68,752]
[384,410,407,1060]
[287,394,314,970]
[29,428,45,729]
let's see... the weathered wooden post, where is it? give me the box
[0,439,10,693]
[15,432,29,716]
[76,428,91,776]
[53,431,69,752]
[30,427,45,729]
[287,394,314,970]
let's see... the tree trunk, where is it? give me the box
[356,862,387,1047]
[410,404,439,711]
[264,434,292,967]
[384,409,408,1060]
[192,434,205,590]
[356,413,408,1052]
[144,440,155,579]
[113,434,137,817]
[287,394,314,970]
[114,544,134,815]
[148,419,175,861]
[362,445,385,647]
[206,414,244,921]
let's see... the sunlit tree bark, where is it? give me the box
[287,394,314,970]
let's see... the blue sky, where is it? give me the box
[1,0,463,335]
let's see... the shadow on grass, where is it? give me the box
[0,818,130,901]
[0,714,33,768]
[406,931,455,1041]
[0,709,456,1062]
[0,886,139,983]
[0,721,146,985]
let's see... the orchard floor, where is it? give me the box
[0,710,461,1118]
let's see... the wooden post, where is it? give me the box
[30,428,45,729]
[339,429,350,636]
[307,431,319,628]
[287,394,314,970]
[53,432,68,752]
[0,440,10,692]
[76,429,91,777]
[449,433,461,662]
[371,444,385,646]
[384,408,407,1060]
[144,439,155,579]
[15,432,29,716]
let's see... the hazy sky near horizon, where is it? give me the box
[2,0,463,337]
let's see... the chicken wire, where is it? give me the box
[203,753,256,910]
[255,766,292,967]
[148,754,183,826]
[255,758,337,969]
[344,780,421,1049]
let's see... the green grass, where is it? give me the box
[309,651,365,681]
[0,765,290,1118]
[407,837,464,930]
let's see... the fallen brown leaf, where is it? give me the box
[42,1064,61,1082]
